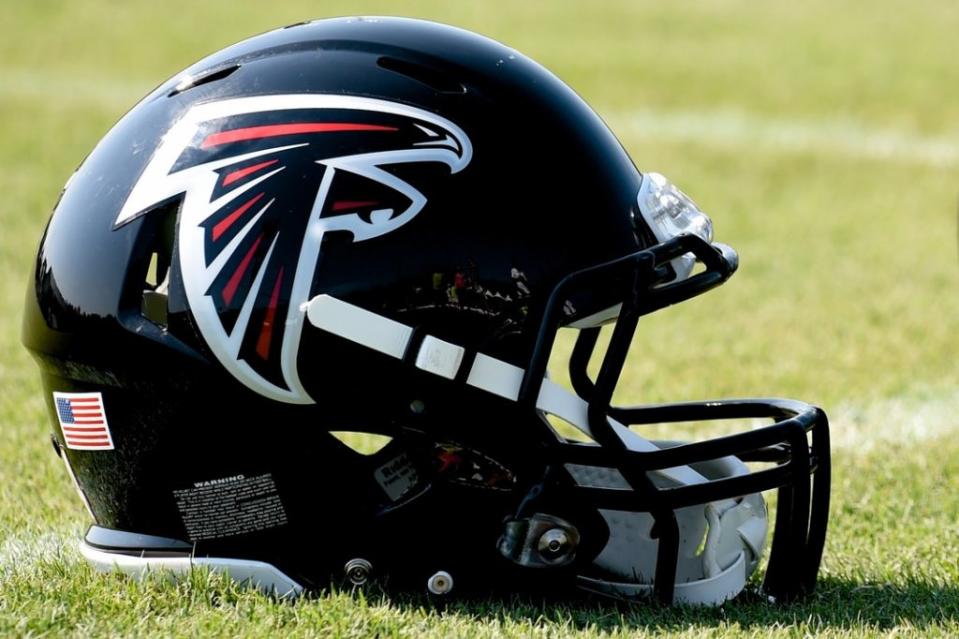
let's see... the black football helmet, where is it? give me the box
[22,17,829,605]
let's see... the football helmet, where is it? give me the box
[22,17,830,605]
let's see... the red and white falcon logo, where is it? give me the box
[115,95,472,403]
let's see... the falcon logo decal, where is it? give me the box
[116,95,472,403]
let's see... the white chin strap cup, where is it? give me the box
[306,294,769,606]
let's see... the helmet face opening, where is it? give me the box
[22,17,829,606]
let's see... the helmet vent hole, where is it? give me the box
[329,431,393,456]
[168,65,241,97]
[137,205,175,327]
[377,57,466,94]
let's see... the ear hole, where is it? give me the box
[140,206,175,327]
[329,431,394,455]
[544,413,596,444]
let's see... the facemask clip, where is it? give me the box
[497,513,580,568]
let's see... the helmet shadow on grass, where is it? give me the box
[379,577,959,631]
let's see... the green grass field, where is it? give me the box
[2,1,959,636]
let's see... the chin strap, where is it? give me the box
[305,294,766,605]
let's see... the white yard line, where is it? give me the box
[0,528,79,580]
[828,392,959,454]
[624,392,959,456]
[608,109,959,168]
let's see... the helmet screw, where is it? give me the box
[537,528,572,559]
[426,570,454,595]
[344,558,372,585]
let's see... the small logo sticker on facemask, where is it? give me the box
[53,392,114,451]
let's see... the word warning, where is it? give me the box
[173,473,288,541]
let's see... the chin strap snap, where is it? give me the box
[497,513,581,569]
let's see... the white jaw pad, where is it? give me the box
[577,551,748,606]
[80,541,303,598]
[567,454,768,606]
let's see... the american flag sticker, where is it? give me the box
[53,392,114,451]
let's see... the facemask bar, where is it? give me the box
[514,233,830,604]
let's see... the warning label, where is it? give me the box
[374,453,419,501]
[173,473,288,541]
